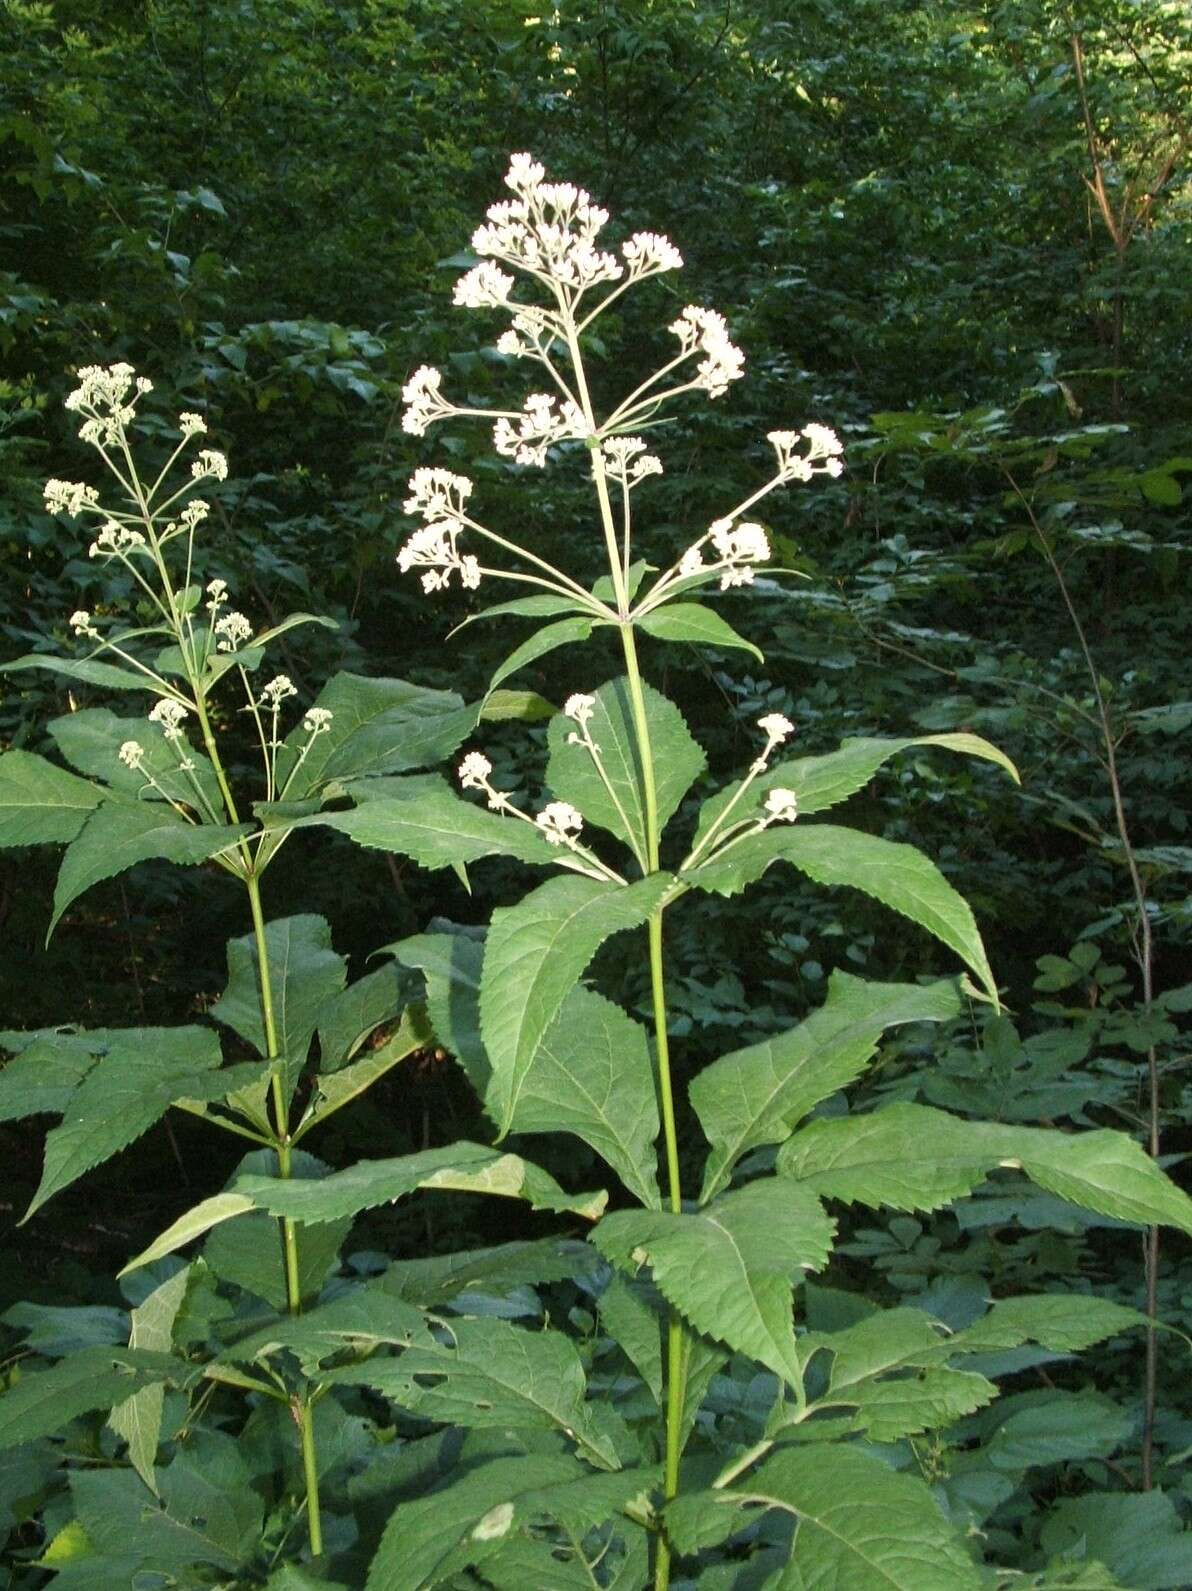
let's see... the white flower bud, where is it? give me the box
[764,788,799,823]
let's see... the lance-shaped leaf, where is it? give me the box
[953,1294,1156,1356]
[688,824,999,1006]
[219,1281,432,1372]
[665,1445,981,1589]
[692,731,1020,850]
[480,872,674,1136]
[388,930,490,1098]
[0,1027,140,1121]
[274,672,476,798]
[49,708,223,813]
[331,1317,624,1469]
[108,1265,192,1494]
[546,678,705,856]
[365,1454,657,1591]
[504,987,661,1208]
[0,1346,184,1450]
[0,654,156,692]
[488,616,594,695]
[592,1179,834,1387]
[778,1101,1192,1233]
[51,804,251,937]
[316,961,415,1071]
[0,750,107,847]
[296,1003,433,1137]
[691,972,965,1200]
[291,773,559,868]
[24,1027,228,1219]
[636,602,763,661]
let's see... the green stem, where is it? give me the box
[298,1392,324,1558]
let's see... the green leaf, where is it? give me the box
[0,654,157,692]
[316,961,414,1071]
[295,773,559,869]
[0,751,106,847]
[480,872,674,1136]
[388,930,490,1097]
[636,602,763,661]
[461,594,588,622]
[504,987,661,1208]
[385,1238,596,1308]
[1040,1491,1192,1589]
[545,678,705,856]
[691,972,965,1200]
[688,824,999,1006]
[985,1392,1134,1471]
[955,1294,1156,1355]
[332,1316,623,1469]
[275,673,475,799]
[212,914,346,1097]
[487,616,594,695]
[692,732,1020,851]
[24,1027,226,1218]
[778,1102,1192,1233]
[666,1445,981,1589]
[219,1280,431,1372]
[297,1003,432,1136]
[0,1347,181,1450]
[0,1027,125,1121]
[478,688,557,723]
[593,1179,834,1386]
[108,1266,191,1494]
[119,1193,257,1276]
[599,1274,664,1405]
[365,1454,656,1591]
[51,804,251,937]
[48,708,222,813]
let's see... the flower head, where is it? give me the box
[403,467,473,523]
[397,521,481,594]
[622,232,683,277]
[453,261,516,310]
[179,412,207,438]
[764,788,799,823]
[214,611,253,652]
[471,155,621,296]
[302,707,334,735]
[88,520,146,560]
[709,519,770,588]
[148,698,190,741]
[69,610,99,639]
[191,449,228,482]
[493,392,586,468]
[261,675,298,708]
[536,800,584,846]
[119,740,145,771]
[459,751,493,790]
[206,578,228,611]
[564,693,597,728]
[669,306,745,397]
[768,425,844,482]
[45,479,99,518]
[401,365,453,436]
[758,712,795,744]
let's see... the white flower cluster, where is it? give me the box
[453,261,515,310]
[44,479,99,518]
[622,232,684,278]
[767,424,844,481]
[179,412,207,438]
[458,751,504,809]
[668,306,745,398]
[214,611,253,652]
[69,609,99,639]
[764,788,799,823]
[119,740,145,770]
[88,520,147,560]
[678,518,771,590]
[401,365,454,437]
[206,578,229,612]
[600,437,663,486]
[493,392,586,468]
[535,800,584,846]
[302,707,334,735]
[63,363,151,446]
[261,675,298,709]
[397,467,480,593]
[148,697,189,742]
[191,449,228,482]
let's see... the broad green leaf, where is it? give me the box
[1040,1491,1192,1589]
[636,601,763,661]
[778,1102,1192,1233]
[545,678,705,855]
[388,930,490,1097]
[504,987,661,1208]
[955,1294,1155,1355]
[0,654,156,692]
[51,804,250,937]
[3,1303,127,1357]
[235,1142,607,1225]
[24,1027,226,1218]
[275,672,475,798]
[365,1454,656,1591]
[0,751,106,847]
[599,1274,663,1404]
[487,615,594,694]
[666,1445,981,1589]
[384,1238,596,1307]
[688,824,999,1006]
[0,1347,182,1450]
[297,1003,432,1136]
[120,1193,256,1276]
[315,960,414,1071]
[108,1265,191,1494]
[460,593,587,622]
[592,1179,834,1386]
[212,914,346,1097]
[691,972,965,1200]
[332,1316,623,1468]
[480,872,674,1136]
[295,773,559,868]
[478,688,557,722]
[48,708,222,813]
[825,1365,997,1441]
[220,1280,431,1372]
[0,1027,129,1121]
[692,732,1019,850]
[984,1391,1134,1471]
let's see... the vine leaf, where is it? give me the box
[778,1101,1192,1233]
[546,678,705,854]
[480,871,673,1136]
[691,972,965,1201]
[688,824,999,1006]
[592,1179,834,1388]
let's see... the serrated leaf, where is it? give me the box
[636,601,763,661]
[0,653,156,691]
[0,750,107,847]
[504,987,661,1208]
[388,930,490,1097]
[298,1003,432,1135]
[545,678,705,856]
[0,1027,126,1121]
[365,1454,656,1591]
[592,1180,834,1387]
[108,1266,191,1494]
[316,961,414,1071]
[985,1392,1134,1470]
[691,972,965,1200]
[119,1193,257,1276]
[48,708,222,813]
[24,1027,225,1218]
[0,1347,182,1450]
[480,872,673,1136]
[692,732,1019,851]
[599,1274,664,1404]
[274,673,475,799]
[385,1238,596,1307]
[487,616,594,695]
[688,824,999,1005]
[778,1102,1192,1233]
[666,1444,981,1589]
[1040,1491,1192,1589]
[219,1279,432,1371]
[332,1316,623,1468]
[51,804,250,937]
[478,688,557,722]
[955,1294,1155,1355]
